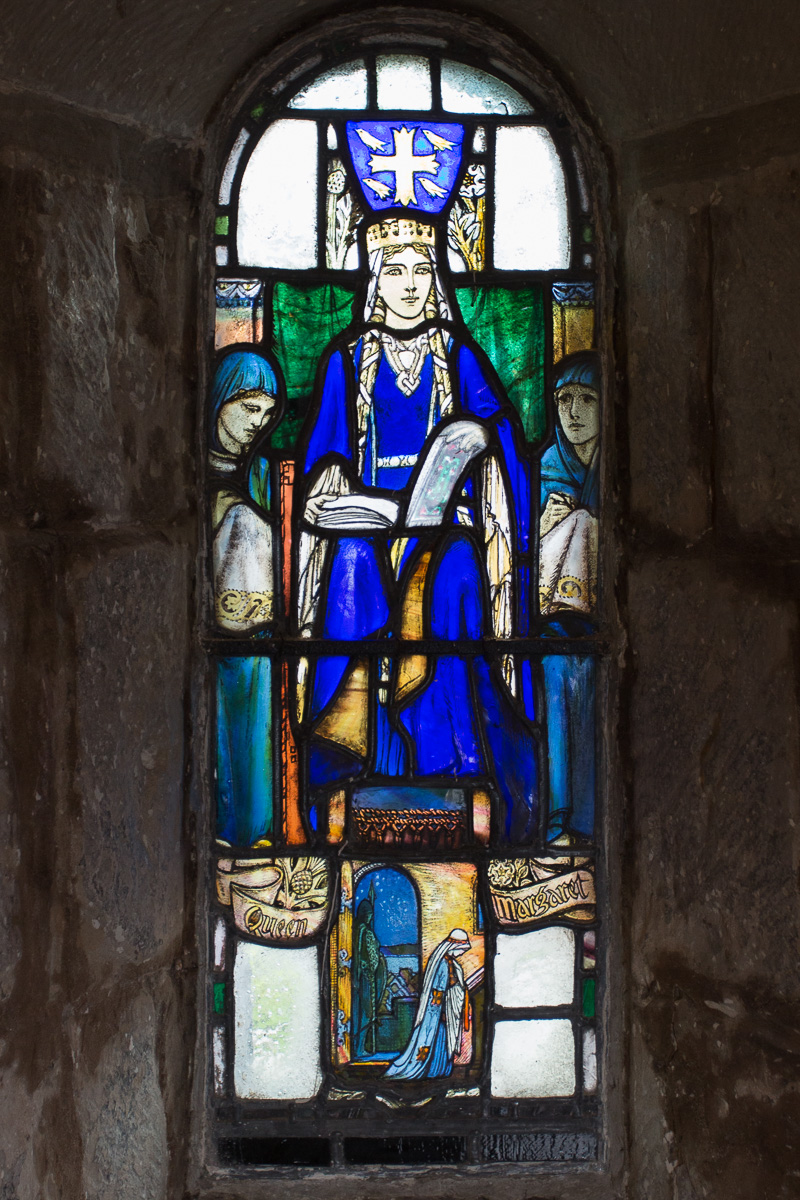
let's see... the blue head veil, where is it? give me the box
[209,351,279,453]
[554,350,600,394]
[542,350,601,512]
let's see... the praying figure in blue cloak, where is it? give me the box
[295,217,538,843]
[210,350,282,848]
[385,929,470,1080]
[538,350,599,843]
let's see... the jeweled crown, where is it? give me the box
[366,218,436,251]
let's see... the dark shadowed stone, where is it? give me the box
[0,1074,50,1200]
[628,556,800,1198]
[624,190,713,540]
[75,989,168,1200]
[712,158,800,539]
[629,555,799,983]
[0,535,66,1033]
[0,150,195,532]
[1,0,800,142]
[0,534,85,1199]
[66,537,190,971]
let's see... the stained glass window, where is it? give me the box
[206,39,602,1171]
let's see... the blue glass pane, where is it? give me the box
[542,654,595,841]
[216,657,273,846]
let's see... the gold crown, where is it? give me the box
[366,218,435,251]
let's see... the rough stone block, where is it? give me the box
[627,555,800,1198]
[629,555,799,981]
[0,155,195,531]
[0,534,83,1198]
[624,191,713,540]
[66,537,190,972]
[75,989,169,1200]
[712,158,800,539]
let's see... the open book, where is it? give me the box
[314,494,400,530]
[313,419,490,531]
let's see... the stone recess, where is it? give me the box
[2,0,800,141]
[0,3,798,1198]
[624,190,713,540]
[711,157,800,540]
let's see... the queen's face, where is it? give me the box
[556,384,599,447]
[217,389,276,456]
[377,246,433,326]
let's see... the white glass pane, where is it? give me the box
[233,941,322,1100]
[327,123,337,150]
[583,1027,597,1093]
[215,245,228,267]
[237,120,318,269]
[472,125,487,153]
[376,55,431,110]
[494,927,575,1008]
[491,1019,575,1098]
[219,128,250,206]
[213,917,226,971]
[441,60,533,116]
[212,1027,225,1095]
[289,60,368,110]
[494,126,569,270]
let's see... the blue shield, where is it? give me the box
[346,120,465,214]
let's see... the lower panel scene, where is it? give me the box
[211,851,600,1167]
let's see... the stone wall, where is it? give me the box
[0,3,798,1198]
[0,94,198,1199]
[622,101,800,1200]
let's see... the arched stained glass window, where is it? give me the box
[205,27,604,1173]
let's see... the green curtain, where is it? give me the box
[271,282,355,449]
[269,281,545,449]
[455,284,546,444]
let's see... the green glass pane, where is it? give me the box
[582,222,593,244]
[582,977,595,1019]
[271,282,355,448]
[214,981,226,1015]
[455,285,546,443]
[215,215,229,236]
[250,102,266,121]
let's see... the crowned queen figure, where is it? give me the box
[295,121,539,843]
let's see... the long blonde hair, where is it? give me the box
[353,242,453,480]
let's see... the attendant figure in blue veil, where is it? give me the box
[538,350,599,843]
[385,929,470,1080]
[295,217,538,843]
[210,350,283,847]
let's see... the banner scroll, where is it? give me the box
[488,856,595,928]
[216,856,330,944]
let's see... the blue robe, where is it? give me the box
[301,334,538,843]
[539,425,597,840]
[384,953,463,1080]
[214,450,274,847]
